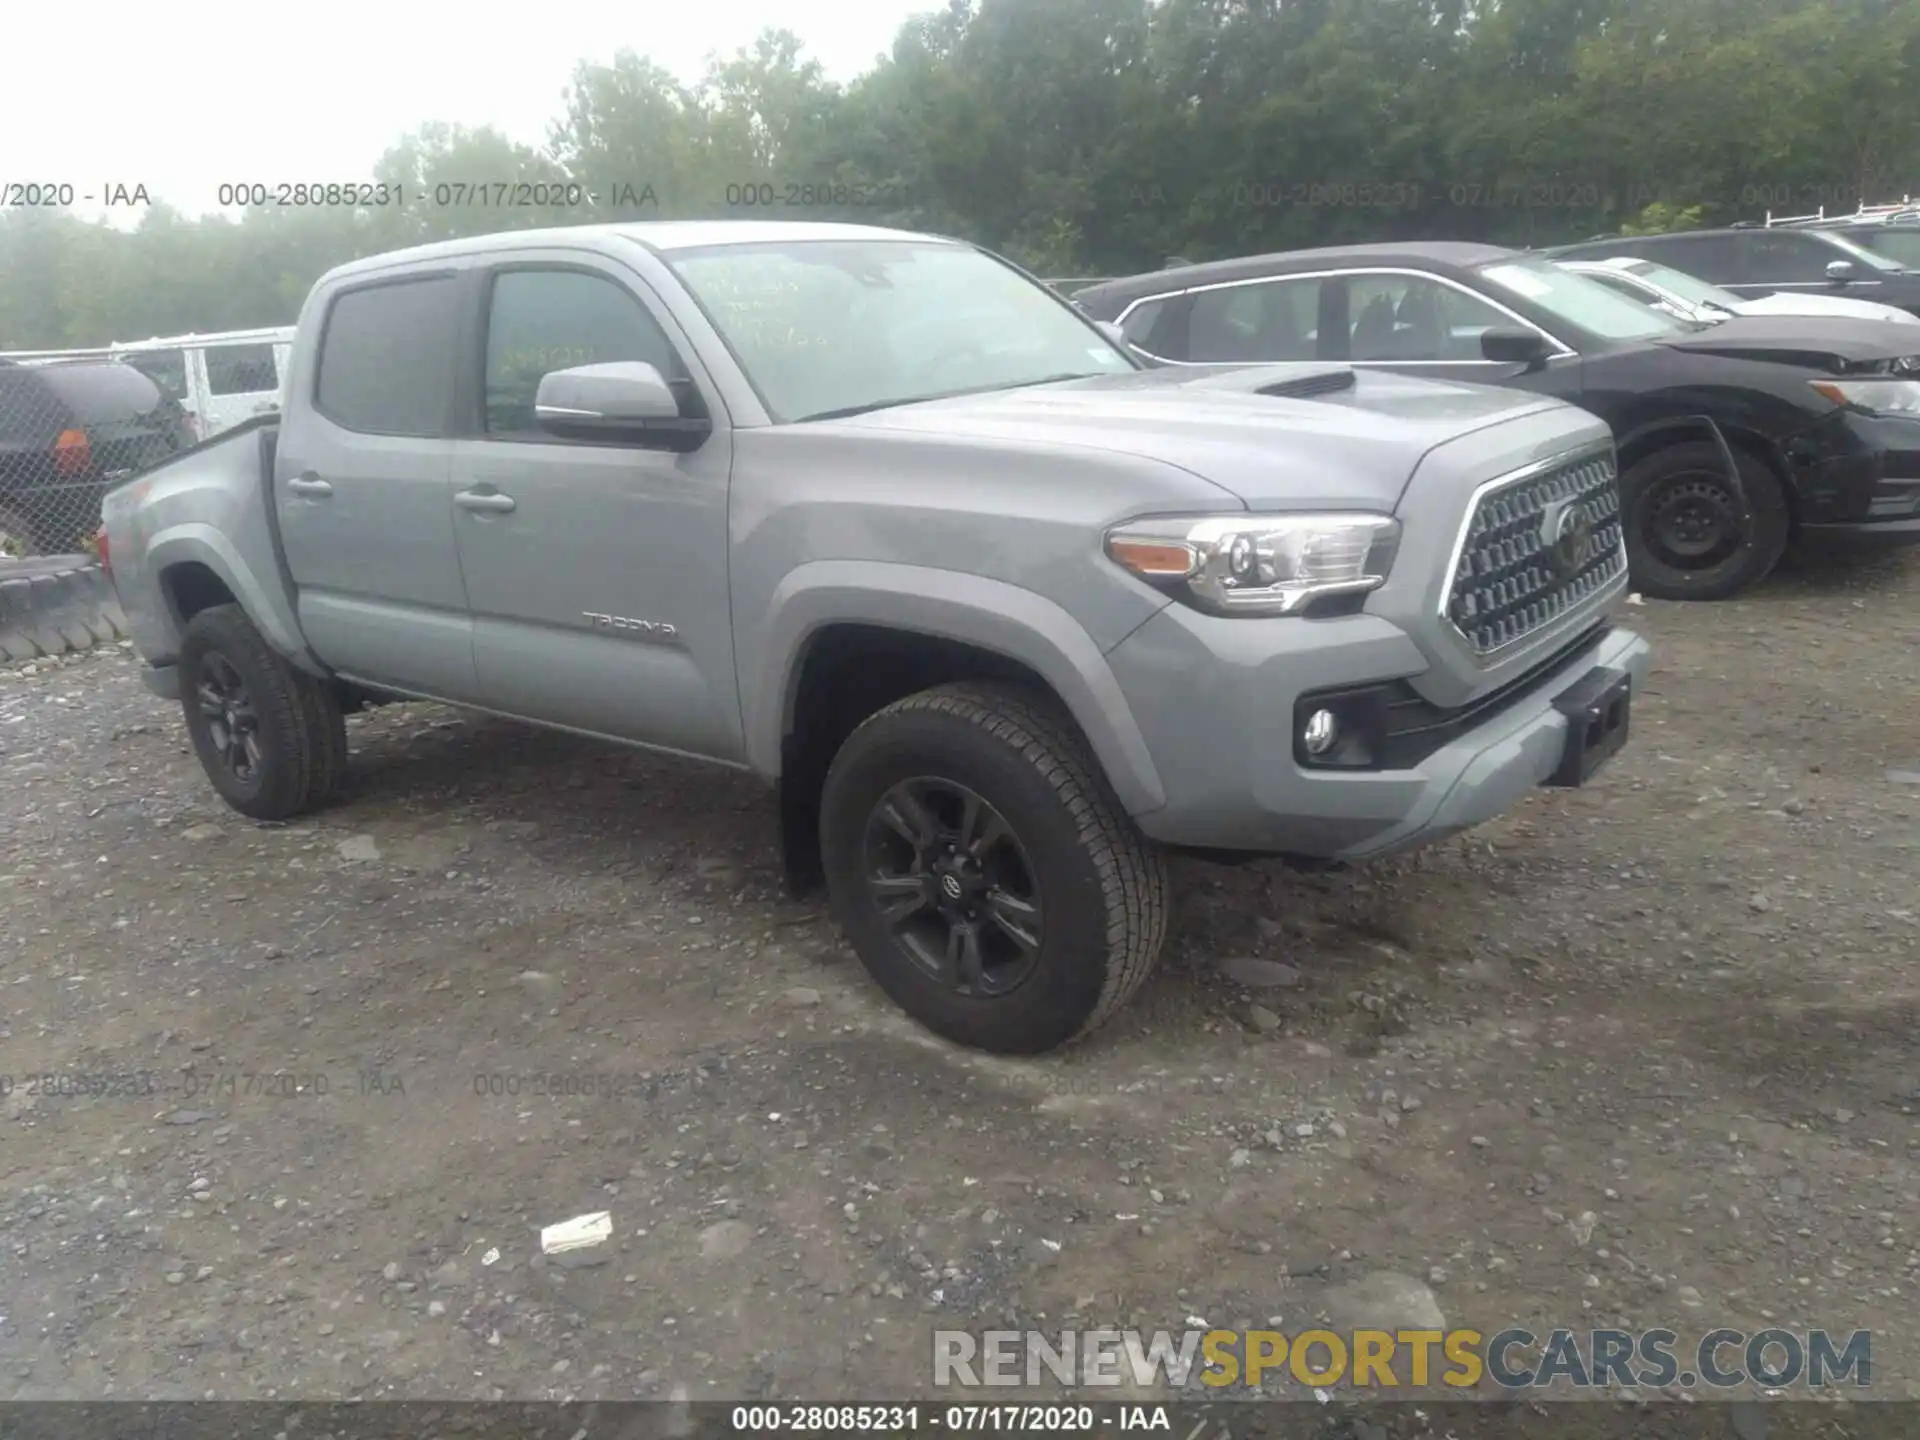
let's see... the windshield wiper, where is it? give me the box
[796,372,1103,424]
[999,370,1109,390]
[796,398,921,423]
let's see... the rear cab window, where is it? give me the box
[315,275,462,436]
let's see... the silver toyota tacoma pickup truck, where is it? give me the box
[99,220,1650,1054]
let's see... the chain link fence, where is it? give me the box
[0,353,197,558]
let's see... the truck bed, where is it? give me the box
[100,413,312,689]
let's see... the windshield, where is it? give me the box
[664,240,1136,422]
[1813,230,1906,271]
[1623,261,1744,312]
[1842,229,1920,269]
[1477,257,1690,341]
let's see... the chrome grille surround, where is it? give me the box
[1442,444,1627,661]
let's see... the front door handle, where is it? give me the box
[454,489,517,514]
[286,474,332,497]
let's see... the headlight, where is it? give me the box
[1104,512,1400,616]
[1811,377,1920,414]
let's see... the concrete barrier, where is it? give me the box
[0,557,128,663]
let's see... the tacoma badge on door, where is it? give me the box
[582,612,679,643]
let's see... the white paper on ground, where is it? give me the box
[540,1211,613,1255]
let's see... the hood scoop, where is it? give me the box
[1254,366,1355,399]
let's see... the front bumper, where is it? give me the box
[1788,411,1920,545]
[1108,606,1652,861]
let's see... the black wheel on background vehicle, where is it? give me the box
[819,681,1170,1055]
[1619,440,1790,601]
[177,603,348,820]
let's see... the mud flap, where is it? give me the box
[1702,416,1750,512]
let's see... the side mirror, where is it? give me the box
[1480,327,1552,369]
[1825,259,1857,284]
[534,361,711,452]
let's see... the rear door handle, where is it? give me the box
[454,490,517,514]
[286,474,332,497]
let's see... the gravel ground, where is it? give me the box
[2,551,1917,1406]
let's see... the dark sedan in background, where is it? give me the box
[1074,242,1920,599]
[0,358,194,556]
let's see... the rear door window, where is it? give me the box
[205,344,280,396]
[315,275,461,437]
[1187,277,1324,362]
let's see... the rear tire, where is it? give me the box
[1620,440,1789,600]
[178,604,348,820]
[819,681,1170,1055]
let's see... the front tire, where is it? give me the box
[819,682,1170,1055]
[178,604,348,820]
[1620,440,1789,601]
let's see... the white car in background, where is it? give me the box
[1558,255,1920,327]
[111,327,295,440]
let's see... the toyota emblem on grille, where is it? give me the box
[941,874,964,899]
[1541,500,1595,578]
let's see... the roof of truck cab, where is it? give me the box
[319,220,954,282]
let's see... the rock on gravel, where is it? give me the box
[1323,1271,1447,1332]
[336,833,382,862]
[698,1220,755,1260]
[1216,957,1304,988]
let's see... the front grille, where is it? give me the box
[1444,448,1626,657]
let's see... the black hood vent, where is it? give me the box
[1257,368,1356,399]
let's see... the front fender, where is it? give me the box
[145,523,324,676]
[743,560,1167,817]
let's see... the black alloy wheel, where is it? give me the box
[818,681,1171,1055]
[194,650,263,785]
[862,776,1045,999]
[176,603,349,820]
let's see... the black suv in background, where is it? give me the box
[0,359,194,555]
[1545,228,1920,317]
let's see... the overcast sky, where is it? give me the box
[1,0,927,227]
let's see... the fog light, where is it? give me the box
[1302,708,1340,756]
